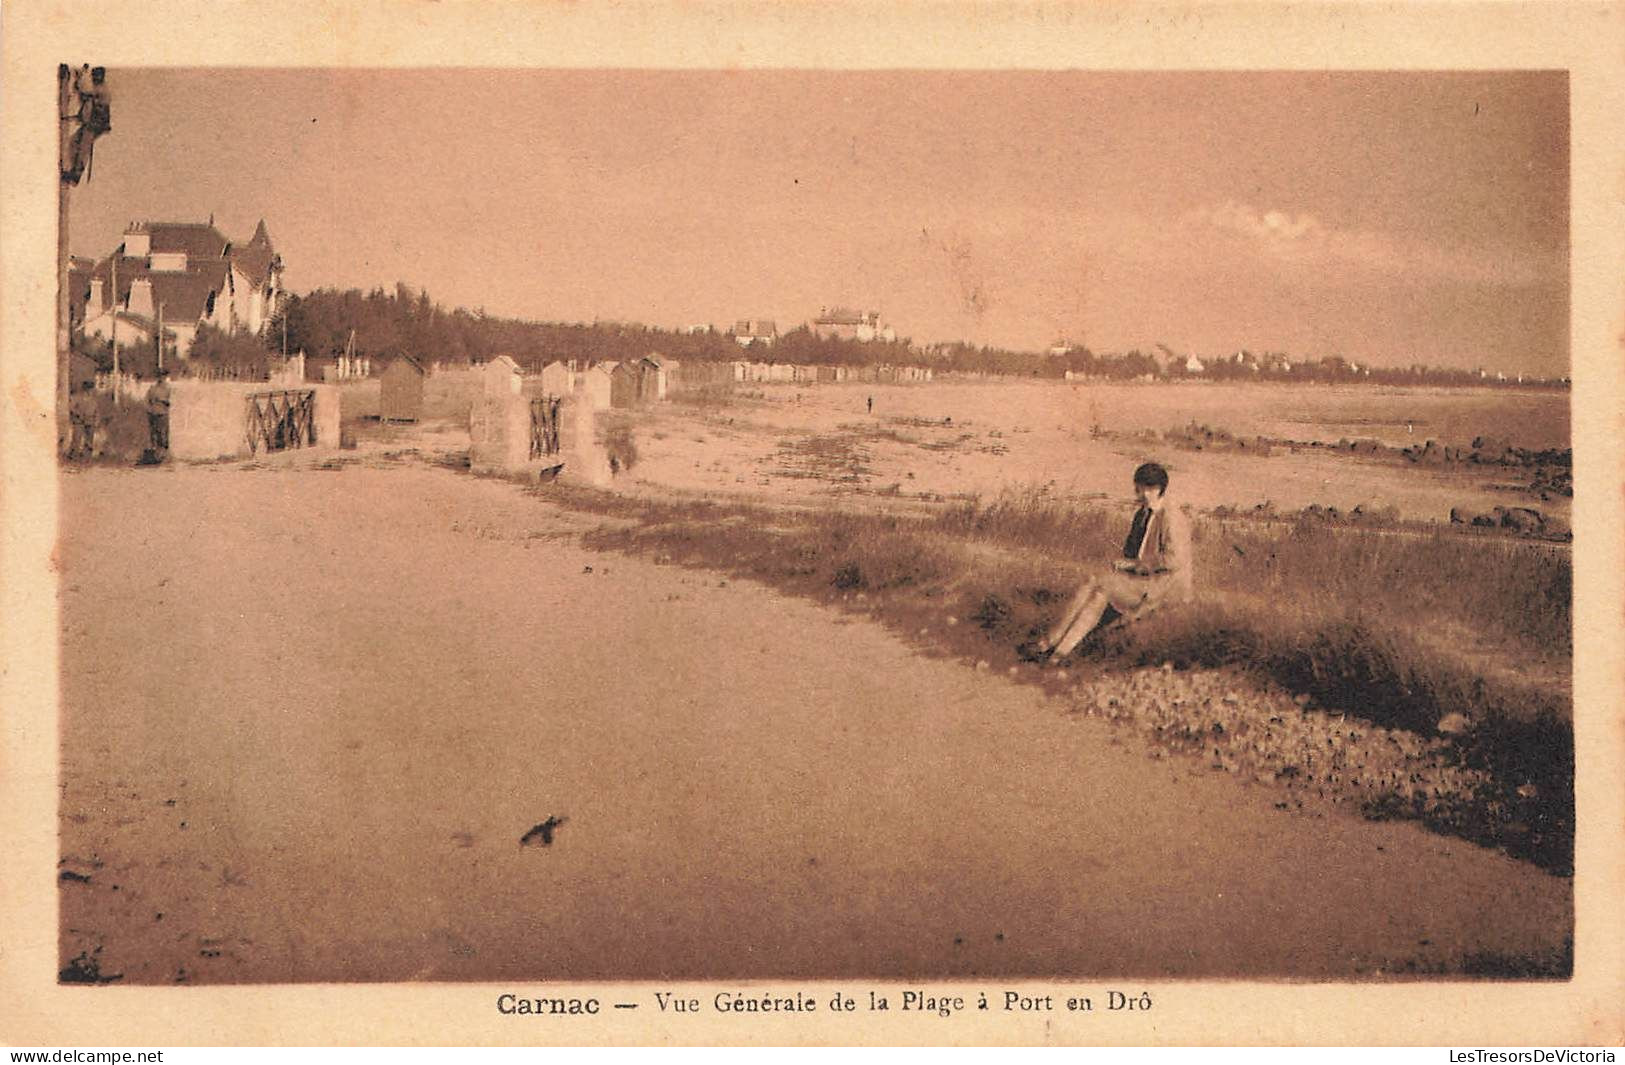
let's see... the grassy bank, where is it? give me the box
[537,481,1573,875]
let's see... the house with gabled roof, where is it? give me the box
[810,307,896,343]
[73,219,284,359]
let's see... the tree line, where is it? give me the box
[77,281,1565,389]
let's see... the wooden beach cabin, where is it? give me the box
[380,355,426,423]
[540,360,574,398]
[610,360,643,409]
[639,355,667,402]
[580,363,613,410]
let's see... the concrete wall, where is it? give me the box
[579,369,612,411]
[539,362,574,397]
[169,381,338,462]
[469,392,530,474]
[313,384,340,449]
[558,398,611,487]
[467,391,611,486]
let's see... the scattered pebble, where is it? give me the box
[975,660,990,671]
[1062,667,1489,820]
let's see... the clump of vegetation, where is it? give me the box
[67,393,153,466]
[599,417,639,473]
[774,432,874,483]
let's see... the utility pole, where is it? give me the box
[156,301,164,371]
[56,67,73,450]
[57,64,112,453]
[109,251,119,404]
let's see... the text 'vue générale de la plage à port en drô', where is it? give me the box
[495,988,1157,1018]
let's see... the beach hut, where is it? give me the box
[540,360,573,398]
[482,355,523,396]
[380,356,426,423]
[610,360,643,409]
[579,363,613,410]
[639,355,668,401]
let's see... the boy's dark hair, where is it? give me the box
[1132,462,1169,494]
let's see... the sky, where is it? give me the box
[67,69,1570,375]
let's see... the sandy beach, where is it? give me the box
[57,462,1571,983]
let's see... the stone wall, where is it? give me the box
[467,389,611,487]
[558,398,611,487]
[169,381,338,462]
[469,392,531,474]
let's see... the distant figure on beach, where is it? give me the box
[145,369,172,456]
[1030,462,1193,660]
[68,380,101,460]
[866,395,873,414]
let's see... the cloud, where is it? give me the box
[1196,202,1324,247]
[1177,201,1559,288]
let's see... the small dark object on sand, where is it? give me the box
[521,816,568,848]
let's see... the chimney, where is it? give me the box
[127,277,154,318]
[87,277,103,311]
[123,222,150,259]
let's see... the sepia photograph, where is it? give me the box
[4,0,1622,1049]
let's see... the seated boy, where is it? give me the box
[1033,462,1193,659]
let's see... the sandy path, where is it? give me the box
[58,464,1568,983]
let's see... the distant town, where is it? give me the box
[70,219,1569,391]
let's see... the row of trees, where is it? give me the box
[75,323,273,380]
[78,280,1563,390]
[273,284,741,369]
[270,285,933,370]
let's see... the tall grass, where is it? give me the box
[938,488,1570,659]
